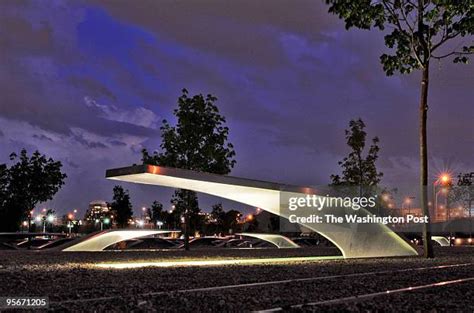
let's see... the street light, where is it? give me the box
[440,174,451,184]
[47,215,55,223]
[402,197,415,216]
[156,221,163,229]
[433,173,452,219]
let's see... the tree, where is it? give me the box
[44,208,56,232]
[246,215,259,232]
[211,203,226,233]
[111,185,133,228]
[270,214,280,233]
[150,200,164,224]
[449,173,474,238]
[331,119,383,189]
[142,89,236,250]
[0,164,8,223]
[223,210,242,234]
[170,189,202,240]
[0,149,66,232]
[324,0,473,258]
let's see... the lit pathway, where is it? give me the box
[256,276,474,312]
[51,261,474,307]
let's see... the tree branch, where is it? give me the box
[432,50,473,60]
[381,0,424,67]
[431,31,461,52]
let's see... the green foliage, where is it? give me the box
[223,209,242,234]
[111,185,133,228]
[211,203,225,232]
[325,1,472,257]
[0,164,8,213]
[141,89,237,241]
[171,189,202,233]
[150,200,164,224]
[142,88,236,174]
[210,203,242,234]
[0,149,66,231]
[331,119,383,186]
[325,0,474,74]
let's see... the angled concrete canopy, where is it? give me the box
[63,230,176,252]
[106,165,417,258]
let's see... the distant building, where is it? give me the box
[84,200,111,223]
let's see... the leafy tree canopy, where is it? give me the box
[326,0,473,73]
[142,88,236,174]
[111,185,133,228]
[331,119,383,186]
[0,149,66,231]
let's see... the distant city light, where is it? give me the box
[47,215,55,223]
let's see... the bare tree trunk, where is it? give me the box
[184,213,190,251]
[184,190,190,251]
[420,64,434,258]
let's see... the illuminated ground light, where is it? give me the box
[95,256,343,269]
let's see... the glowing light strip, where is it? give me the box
[432,236,450,246]
[237,233,300,248]
[257,276,474,312]
[51,262,473,306]
[95,256,343,269]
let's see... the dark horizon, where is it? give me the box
[0,0,472,215]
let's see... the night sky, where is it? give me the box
[0,0,472,216]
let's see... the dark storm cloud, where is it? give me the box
[0,12,52,55]
[32,134,54,142]
[89,0,472,179]
[0,1,160,139]
[87,0,337,68]
[109,140,127,147]
[0,0,472,213]
[68,77,117,101]
[72,133,108,149]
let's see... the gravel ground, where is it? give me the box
[0,246,473,312]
